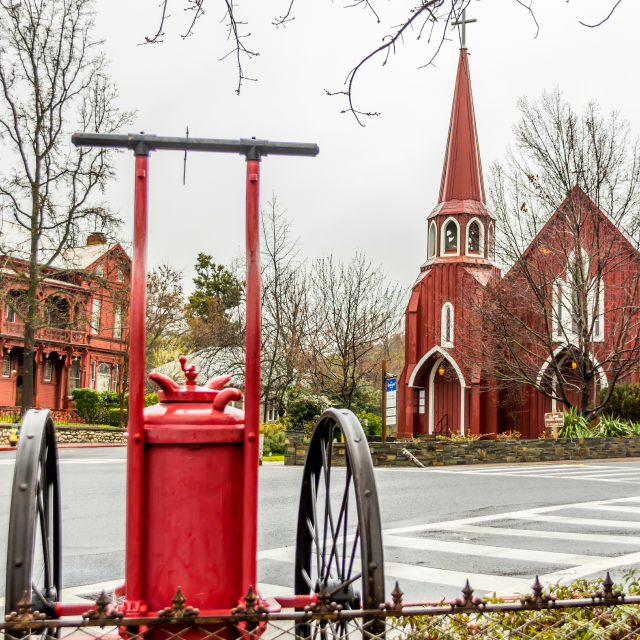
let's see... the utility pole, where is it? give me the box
[381,359,387,443]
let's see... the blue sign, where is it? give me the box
[386,378,397,393]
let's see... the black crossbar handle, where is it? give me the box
[71,132,319,159]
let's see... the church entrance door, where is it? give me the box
[429,357,463,435]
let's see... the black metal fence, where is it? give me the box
[3,574,640,640]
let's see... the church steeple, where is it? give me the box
[438,49,485,204]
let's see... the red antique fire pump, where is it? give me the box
[4,133,385,636]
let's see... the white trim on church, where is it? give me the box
[465,217,484,257]
[440,217,461,256]
[408,346,467,435]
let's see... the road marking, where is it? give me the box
[440,523,640,544]
[572,504,640,514]
[382,534,606,566]
[493,549,640,597]
[510,514,640,529]
[384,562,521,592]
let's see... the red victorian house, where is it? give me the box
[0,233,130,410]
[397,48,640,439]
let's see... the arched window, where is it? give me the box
[466,218,484,255]
[427,222,437,259]
[441,218,460,255]
[441,302,454,348]
[69,360,81,394]
[44,359,53,382]
[2,355,10,377]
[117,268,125,282]
[487,223,495,260]
[97,363,111,392]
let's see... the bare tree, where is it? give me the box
[462,90,640,420]
[146,264,187,375]
[141,0,623,125]
[0,0,134,410]
[260,195,309,419]
[304,253,405,409]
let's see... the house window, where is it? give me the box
[69,360,81,394]
[6,304,15,323]
[2,355,9,377]
[91,298,101,334]
[428,222,437,259]
[114,304,122,339]
[441,302,454,348]
[112,364,118,391]
[444,220,458,252]
[97,363,111,392]
[96,264,104,277]
[90,361,96,389]
[44,359,53,382]
[117,268,125,282]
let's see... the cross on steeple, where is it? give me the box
[452,8,477,50]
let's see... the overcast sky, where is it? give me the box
[93,0,637,296]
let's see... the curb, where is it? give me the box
[0,443,126,452]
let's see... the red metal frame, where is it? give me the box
[124,152,149,613]
[62,133,318,620]
[242,159,261,595]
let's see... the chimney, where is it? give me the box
[87,232,107,246]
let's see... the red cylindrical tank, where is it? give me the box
[141,356,244,614]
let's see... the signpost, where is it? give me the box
[386,377,397,428]
[381,358,396,443]
[544,412,563,438]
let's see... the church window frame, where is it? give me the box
[440,217,460,256]
[487,223,496,260]
[427,222,438,259]
[465,218,484,256]
[441,302,454,348]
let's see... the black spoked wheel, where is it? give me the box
[6,409,61,635]
[294,409,385,639]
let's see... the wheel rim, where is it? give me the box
[6,409,61,631]
[294,409,384,638]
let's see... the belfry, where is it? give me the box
[397,45,500,438]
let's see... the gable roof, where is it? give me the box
[505,186,640,279]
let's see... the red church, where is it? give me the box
[397,47,640,439]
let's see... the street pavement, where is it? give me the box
[1,447,640,605]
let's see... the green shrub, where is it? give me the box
[599,383,640,422]
[72,388,102,420]
[144,393,158,407]
[558,407,593,438]
[263,430,285,455]
[103,407,127,427]
[286,389,332,427]
[356,411,382,436]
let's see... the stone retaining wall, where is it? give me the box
[284,431,640,467]
[0,425,126,446]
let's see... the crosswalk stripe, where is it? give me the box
[509,513,640,529]
[493,549,640,597]
[573,504,640,514]
[384,561,521,592]
[382,534,605,565]
[443,524,640,545]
